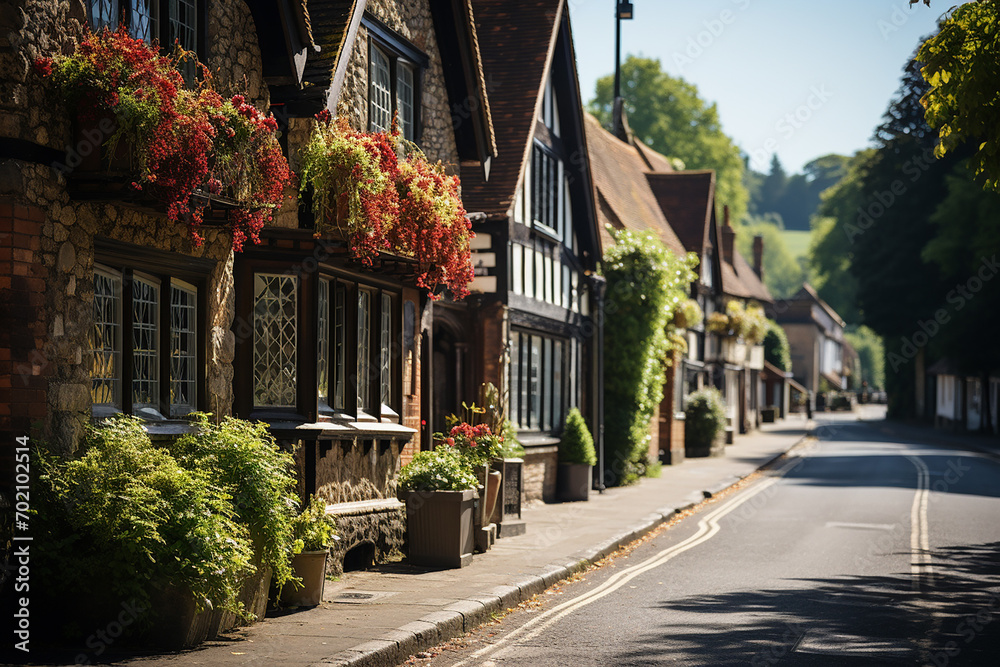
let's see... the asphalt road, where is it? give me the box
[405,413,1000,666]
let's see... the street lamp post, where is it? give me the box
[614,1,634,100]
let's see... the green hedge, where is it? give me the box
[603,229,698,486]
[684,388,727,449]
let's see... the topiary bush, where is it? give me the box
[763,319,792,372]
[684,388,727,451]
[397,445,478,492]
[558,408,597,466]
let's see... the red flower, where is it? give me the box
[33,57,53,77]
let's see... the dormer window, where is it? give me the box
[365,14,428,143]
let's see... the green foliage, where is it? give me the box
[602,229,698,486]
[845,325,885,391]
[735,217,807,299]
[397,446,478,492]
[918,0,1000,191]
[169,415,299,587]
[290,496,338,553]
[558,408,597,466]
[684,388,727,450]
[763,320,792,372]
[673,298,703,330]
[499,420,526,459]
[747,154,850,230]
[590,56,748,223]
[33,417,254,620]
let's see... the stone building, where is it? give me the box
[0,0,496,574]
[428,0,604,502]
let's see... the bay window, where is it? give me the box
[509,330,571,432]
[90,261,204,418]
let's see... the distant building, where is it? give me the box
[772,284,848,396]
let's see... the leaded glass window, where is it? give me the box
[130,0,157,42]
[397,63,415,142]
[169,281,197,416]
[508,331,572,433]
[89,0,119,31]
[132,275,160,410]
[369,45,392,134]
[510,334,520,428]
[168,0,197,50]
[91,267,122,407]
[317,278,331,408]
[357,290,371,410]
[334,283,346,410]
[253,274,298,408]
[380,293,392,408]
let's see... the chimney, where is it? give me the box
[612,97,632,143]
[753,234,764,280]
[720,204,735,266]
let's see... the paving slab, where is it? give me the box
[118,416,812,667]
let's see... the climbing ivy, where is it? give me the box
[602,229,698,486]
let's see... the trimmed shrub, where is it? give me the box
[684,388,727,450]
[559,408,597,466]
[763,319,792,372]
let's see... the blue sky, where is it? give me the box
[567,0,958,174]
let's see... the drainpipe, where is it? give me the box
[591,274,607,492]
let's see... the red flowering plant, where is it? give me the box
[36,27,290,250]
[298,113,474,299]
[432,382,506,468]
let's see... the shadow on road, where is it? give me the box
[616,542,1000,666]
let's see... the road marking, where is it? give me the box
[825,522,898,531]
[906,455,933,590]
[453,457,805,667]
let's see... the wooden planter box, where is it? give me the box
[556,463,592,502]
[761,407,777,423]
[398,489,476,568]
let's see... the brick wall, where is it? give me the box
[0,200,50,490]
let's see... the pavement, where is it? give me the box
[124,414,816,667]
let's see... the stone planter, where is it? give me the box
[685,429,727,458]
[399,489,476,568]
[761,407,777,423]
[556,463,592,502]
[279,550,329,607]
[491,458,526,537]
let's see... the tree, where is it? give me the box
[760,154,787,215]
[735,217,806,299]
[845,325,885,391]
[590,56,749,223]
[763,320,791,373]
[918,0,1000,190]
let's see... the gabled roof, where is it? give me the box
[584,113,685,255]
[459,0,564,216]
[791,283,846,328]
[645,171,716,256]
[732,251,772,303]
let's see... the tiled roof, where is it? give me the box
[645,171,716,255]
[460,0,565,216]
[303,0,359,94]
[725,249,772,303]
[584,113,686,256]
[792,282,846,327]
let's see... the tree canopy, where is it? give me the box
[590,56,748,224]
[735,216,806,300]
[918,0,1000,190]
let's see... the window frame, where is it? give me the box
[363,12,428,143]
[86,0,205,63]
[531,141,561,238]
[508,329,571,433]
[90,252,209,420]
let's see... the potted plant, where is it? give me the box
[397,445,479,568]
[556,408,597,502]
[684,388,727,458]
[279,495,339,607]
